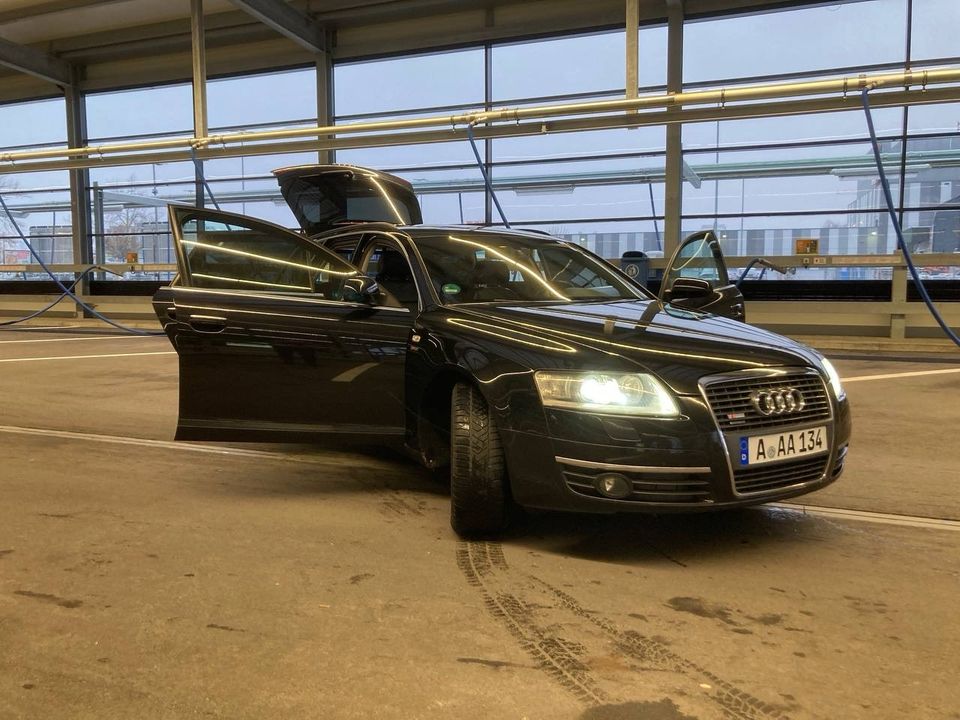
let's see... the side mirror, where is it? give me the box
[342,275,380,304]
[668,276,713,300]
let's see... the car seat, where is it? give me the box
[375,250,419,308]
[473,258,513,300]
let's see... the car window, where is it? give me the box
[362,242,419,309]
[413,232,649,304]
[666,234,728,286]
[178,214,358,299]
[327,240,359,263]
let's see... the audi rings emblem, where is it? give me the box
[750,387,806,416]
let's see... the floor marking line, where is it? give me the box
[0,335,157,345]
[0,351,176,363]
[0,424,395,470]
[841,367,960,383]
[772,502,960,531]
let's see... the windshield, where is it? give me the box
[413,232,651,304]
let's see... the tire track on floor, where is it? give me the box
[457,540,789,719]
[456,541,609,705]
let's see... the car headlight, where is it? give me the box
[820,357,846,400]
[534,371,679,417]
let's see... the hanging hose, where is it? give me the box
[0,191,163,335]
[465,123,510,228]
[647,182,662,252]
[861,88,960,348]
[189,144,221,211]
[0,264,122,327]
[735,258,793,289]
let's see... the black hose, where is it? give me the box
[861,88,960,348]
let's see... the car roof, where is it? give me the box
[312,222,569,245]
[402,225,566,242]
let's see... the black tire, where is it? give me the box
[449,382,509,537]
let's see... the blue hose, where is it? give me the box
[860,88,960,348]
[0,265,119,327]
[190,145,221,211]
[465,123,510,228]
[0,190,163,335]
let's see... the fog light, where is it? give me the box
[595,473,631,499]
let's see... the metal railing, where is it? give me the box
[2,253,958,341]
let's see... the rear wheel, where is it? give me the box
[449,382,509,537]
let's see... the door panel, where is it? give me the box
[166,206,412,442]
[660,230,746,321]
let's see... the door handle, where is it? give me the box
[188,315,227,333]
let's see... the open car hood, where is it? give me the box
[273,164,423,236]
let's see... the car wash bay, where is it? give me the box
[0,326,957,720]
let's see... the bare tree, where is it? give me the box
[103,205,149,262]
[0,176,23,265]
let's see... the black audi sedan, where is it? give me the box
[153,164,851,537]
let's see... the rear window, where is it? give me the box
[277,171,423,235]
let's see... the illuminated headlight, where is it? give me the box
[820,357,846,400]
[534,371,679,417]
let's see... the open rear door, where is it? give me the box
[660,230,745,321]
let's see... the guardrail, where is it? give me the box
[1,254,959,340]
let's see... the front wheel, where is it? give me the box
[449,382,509,537]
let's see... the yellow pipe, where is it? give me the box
[0,66,957,165]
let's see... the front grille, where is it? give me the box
[561,464,713,505]
[733,455,828,495]
[703,370,831,432]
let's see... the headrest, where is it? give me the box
[475,258,510,287]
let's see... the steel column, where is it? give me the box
[64,66,92,311]
[663,0,684,255]
[190,0,208,208]
[316,46,334,164]
[625,0,638,106]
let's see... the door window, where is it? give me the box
[177,214,358,298]
[362,243,420,309]
[664,232,729,288]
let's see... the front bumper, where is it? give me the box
[501,375,851,514]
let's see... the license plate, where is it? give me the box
[739,426,828,466]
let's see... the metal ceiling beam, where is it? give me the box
[0,0,127,25]
[0,35,73,85]
[226,0,326,53]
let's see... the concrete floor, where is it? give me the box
[1,326,958,720]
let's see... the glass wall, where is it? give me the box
[681,0,960,280]
[333,29,669,246]
[86,82,194,270]
[82,67,320,272]
[0,98,71,276]
[335,48,486,225]
[204,66,318,228]
[2,0,959,288]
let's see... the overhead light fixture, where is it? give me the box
[514,184,575,195]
